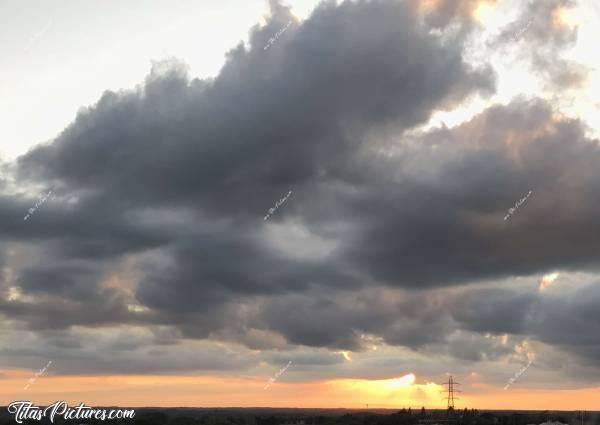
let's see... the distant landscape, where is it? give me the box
[2,0,600,415]
[0,408,598,425]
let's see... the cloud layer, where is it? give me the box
[1,0,598,392]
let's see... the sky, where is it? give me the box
[1,0,600,410]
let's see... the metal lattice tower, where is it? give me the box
[440,375,461,409]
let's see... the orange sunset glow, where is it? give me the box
[2,370,600,410]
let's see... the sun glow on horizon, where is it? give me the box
[385,374,416,388]
[327,374,444,407]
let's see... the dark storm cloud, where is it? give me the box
[441,282,600,369]
[18,262,101,297]
[17,0,494,215]
[0,289,132,331]
[136,225,360,315]
[256,289,455,351]
[0,190,170,261]
[451,288,537,334]
[0,0,599,381]
[530,282,600,367]
[6,0,494,336]
[445,331,514,362]
[259,294,365,349]
[0,327,255,375]
[381,318,451,348]
[338,99,600,288]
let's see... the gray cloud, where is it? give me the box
[0,0,597,388]
[530,282,600,367]
[452,288,537,335]
[494,0,587,90]
[0,326,255,375]
[5,0,495,335]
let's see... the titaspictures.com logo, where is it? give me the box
[7,401,135,423]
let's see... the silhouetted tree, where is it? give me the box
[447,407,455,418]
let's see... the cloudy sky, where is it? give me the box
[1,0,600,410]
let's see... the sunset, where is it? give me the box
[1,0,600,423]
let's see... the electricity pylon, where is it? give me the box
[440,375,461,410]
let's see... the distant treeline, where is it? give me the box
[0,407,597,425]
